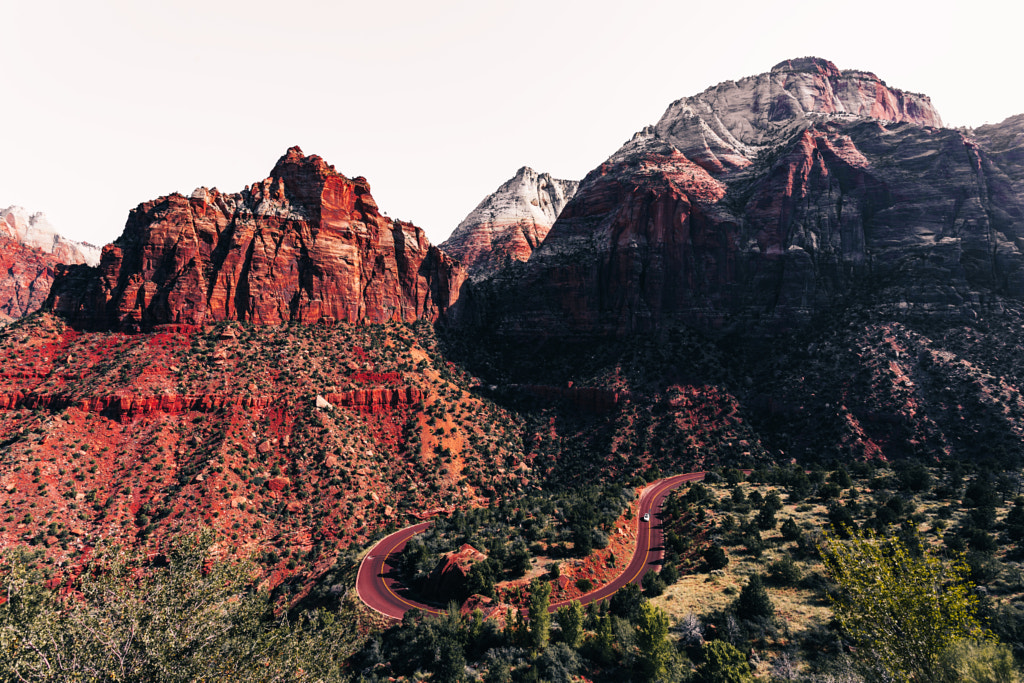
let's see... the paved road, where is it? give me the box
[356,472,708,620]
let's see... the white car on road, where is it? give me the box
[642,512,650,522]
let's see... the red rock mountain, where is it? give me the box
[0,208,100,323]
[440,167,578,276]
[45,148,465,331]
[0,236,65,323]
[464,58,1024,340]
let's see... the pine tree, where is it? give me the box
[636,602,677,682]
[555,600,584,649]
[734,574,773,620]
[694,640,753,683]
[527,578,552,651]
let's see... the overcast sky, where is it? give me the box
[3,0,1021,247]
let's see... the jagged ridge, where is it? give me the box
[440,167,578,276]
[463,57,1024,340]
[45,148,466,331]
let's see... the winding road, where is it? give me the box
[357,471,709,620]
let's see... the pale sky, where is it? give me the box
[3,0,1021,247]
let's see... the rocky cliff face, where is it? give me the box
[0,236,62,323]
[2,207,102,267]
[464,58,1024,340]
[440,167,578,276]
[45,148,466,331]
[0,208,102,323]
[652,56,942,175]
[975,114,1024,197]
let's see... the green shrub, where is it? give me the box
[704,544,729,570]
[938,639,1021,683]
[694,640,753,683]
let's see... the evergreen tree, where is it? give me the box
[609,583,645,622]
[635,602,678,682]
[591,613,616,665]
[734,574,773,621]
[555,600,584,649]
[527,579,552,651]
[780,517,802,542]
[466,558,496,598]
[704,544,729,570]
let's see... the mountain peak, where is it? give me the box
[1,206,100,267]
[45,151,464,331]
[514,166,537,178]
[651,57,942,174]
[771,56,842,77]
[440,168,578,276]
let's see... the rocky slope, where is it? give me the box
[462,57,1024,340]
[440,167,578,276]
[45,148,465,331]
[0,314,532,599]
[0,208,102,323]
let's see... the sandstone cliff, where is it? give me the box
[440,167,578,276]
[45,148,466,331]
[0,208,102,322]
[0,235,62,323]
[462,58,1024,340]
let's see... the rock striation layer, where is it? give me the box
[462,57,1024,340]
[46,148,465,331]
[440,167,578,276]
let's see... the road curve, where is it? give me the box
[357,472,709,620]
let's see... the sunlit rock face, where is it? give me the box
[46,147,466,331]
[650,56,943,175]
[1,207,101,267]
[0,207,102,322]
[464,58,1024,340]
[440,167,578,277]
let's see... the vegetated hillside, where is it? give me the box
[442,322,774,489]
[396,484,640,612]
[442,301,1024,491]
[0,313,531,598]
[354,460,1024,682]
[736,306,1024,469]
